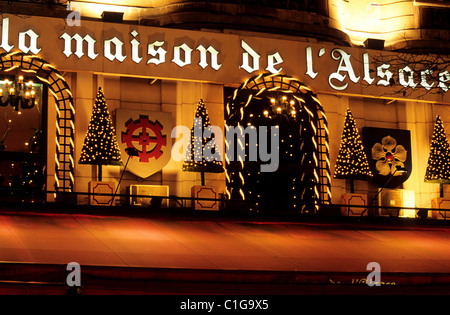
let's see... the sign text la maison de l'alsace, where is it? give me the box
[0,15,449,99]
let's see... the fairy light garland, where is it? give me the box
[79,87,122,181]
[225,73,331,213]
[424,115,450,187]
[182,99,224,185]
[0,51,75,192]
[334,109,373,181]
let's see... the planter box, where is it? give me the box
[129,185,169,208]
[430,197,450,220]
[89,181,116,206]
[377,189,416,218]
[192,185,220,211]
[341,193,368,216]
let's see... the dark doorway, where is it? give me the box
[224,73,330,214]
[0,74,48,203]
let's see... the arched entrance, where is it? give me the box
[0,51,75,193]
[225,73,331,214]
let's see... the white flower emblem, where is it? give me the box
[371,136,407,176]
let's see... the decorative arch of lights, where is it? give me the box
[225,72,332,212]
[0,51,75,193]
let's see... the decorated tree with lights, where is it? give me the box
[183,99,223,185]
[424,115,450,197]
[79,87,122,181]
[334,108,373,193]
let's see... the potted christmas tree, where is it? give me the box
[79,87,122,206]
[334,109,373,216]
[425,115,450,219]
[183,99,224,210]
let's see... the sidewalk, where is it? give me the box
[0,206,449,294]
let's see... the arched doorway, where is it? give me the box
[0,51,75,194]
[225,73,331,214]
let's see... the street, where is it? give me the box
[0,208,449,294]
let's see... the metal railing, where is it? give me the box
[0,187,449,222]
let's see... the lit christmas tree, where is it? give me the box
[183,99,223,185]
[424,115,450,197]
[79,87,122,181]
[334,108,373,193]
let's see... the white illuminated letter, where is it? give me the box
[66,262,81,287]
[130,30,142,64]
[18,29,41,54]
[147,40,167,65]
[363,53,374,85]
[171,126,191,162]
[366,262,381,287]
[172,43,193,67]
[60,33,98,59]
[305,47,318,79]
[66,10,81,27]
[240,40,260,74]
[266,52,283,74]
[376,64,393,86]
[420,69,434,90]
[0,17,14,52]
[439,70,450,92]
[193,117,203,162]
[259,126,279,173]
[196,45,222,70]
[328,49,360,91]
[399,66,417,89]
[203,125,224,162]
[104,37,126,62]
[225,126,258,163]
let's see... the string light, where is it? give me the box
[225,73,331,213]
[334,109,373,189]
[79,87,123,181]
[425,115,450,185]
[182,99,224,185]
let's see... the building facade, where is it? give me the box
[0,0,449,216]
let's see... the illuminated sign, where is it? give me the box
[0,15,449,101]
